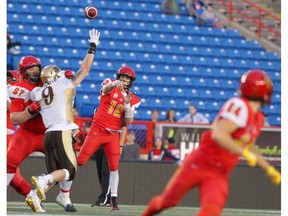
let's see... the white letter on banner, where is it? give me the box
[180,141,200,160]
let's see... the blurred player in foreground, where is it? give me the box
[29,29,100,212]
[77,66,141,210]
[142,69,281,216]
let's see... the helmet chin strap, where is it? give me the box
[29,77,40,85]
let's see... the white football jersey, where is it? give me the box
[31,71,78,132]
[220,97,249,127]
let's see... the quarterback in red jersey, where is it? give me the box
[77,65,141,210]
[142,70,281,216]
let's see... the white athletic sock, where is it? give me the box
[7,173,15,186]
[59,181,73,198]
[44,174,54,184]
[26,190,33,197]
[110,170,119,197]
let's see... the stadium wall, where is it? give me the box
[7,157,280,210]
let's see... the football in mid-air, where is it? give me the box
[84,6,98,19]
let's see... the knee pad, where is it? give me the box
[65,168,76,181]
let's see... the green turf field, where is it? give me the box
[7,202,281,216]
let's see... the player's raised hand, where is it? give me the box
[89,29,100,46]
[266,166,281,185]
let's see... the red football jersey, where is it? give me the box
[8,81,46,134]
[93,78,141,130]
[7,84,15,134]
[200,97,265,171]
[7,112,14,134]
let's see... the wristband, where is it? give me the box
[112,80,120,87]
[120,145,123,148]
[87,43,96,54]
[28,108,37,115]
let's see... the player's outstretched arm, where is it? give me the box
[10,101,41,124]
[250,146,281,185]
[102,80,126,94]
[211,119,245,155]
[72,28,100,86]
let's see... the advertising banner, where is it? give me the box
[155,123,281,167]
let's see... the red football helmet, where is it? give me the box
[240,69,273,105]
[116,66,136,88]
[18,55,41,84]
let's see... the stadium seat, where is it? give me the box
[7,0,281,125]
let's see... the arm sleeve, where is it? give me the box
[131,95,141,110]
[220,97,248,127]
[8,85,29,113]
[177,114,189,123]
[100,78,113,95]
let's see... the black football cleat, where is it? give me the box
[111,196,119,211]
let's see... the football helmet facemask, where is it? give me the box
[116,66,136,89]
[18,56,41,84]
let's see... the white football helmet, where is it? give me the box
[41,65,61,84]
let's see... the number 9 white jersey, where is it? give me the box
[31,71,79,132]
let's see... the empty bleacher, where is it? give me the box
[7,0,281,125]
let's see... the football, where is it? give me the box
[84,6,98,19]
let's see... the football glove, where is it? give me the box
[65,70,74,79]
[266,166,281,185]
[28,101,41,115]
[242,148,257,167]
[89,29,100,46]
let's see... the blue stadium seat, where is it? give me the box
[155,86,170,97]
[162,98,177,109]
[140,85,156,96]
[8,0,280,125]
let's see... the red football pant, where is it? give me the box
[7,134,13,149]
[77,122,120,171]
[142,149,229,216]
[7,128,44,196]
